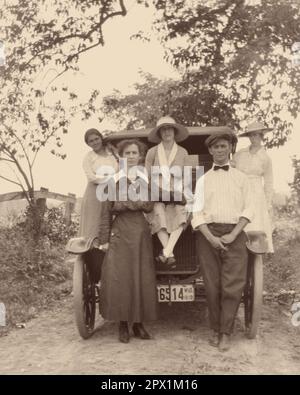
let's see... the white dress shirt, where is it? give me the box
[191,163,254,229]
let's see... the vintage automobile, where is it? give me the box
[66,126,267,340]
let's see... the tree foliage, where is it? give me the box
[103,72,181,129]
[104,0,300,147]
[102,70,238,128]
[289,156,300,206]
[0,0,132,239]
[0,0,131,196]
[0,0,128,80]
[0,82,100,199]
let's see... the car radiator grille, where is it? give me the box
[153,225,198,272]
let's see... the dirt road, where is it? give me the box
[0,295,299,375]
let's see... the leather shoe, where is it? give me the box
[119,321,130,343]
[219,334,230,352]
[132,323,151,340]
[208,330,220,347]
[166,256,176,268]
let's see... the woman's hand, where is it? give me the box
[229,159,236,168]
[92,238,100,248]
[99,242,109,252]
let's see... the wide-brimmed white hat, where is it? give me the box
[239,121,273,137]
[148,116,189,143]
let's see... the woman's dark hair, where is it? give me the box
[117,139,147,163]
[84,128,104,145]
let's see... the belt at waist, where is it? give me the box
[207,223,237,237]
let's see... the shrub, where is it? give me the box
[0,210,75,331]
[42,206,79,245]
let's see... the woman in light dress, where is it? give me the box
[79,128,118,241]
[145,116,190,267]
[233,121,274,252]
[79,129,119,280]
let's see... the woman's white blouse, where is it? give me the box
[83,150,118,184]
[233,146,273,206]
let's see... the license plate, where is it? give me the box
[157,284,195,302]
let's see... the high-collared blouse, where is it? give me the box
[191,165,254,229]
[83,150,118,184]
[233,146,273,206]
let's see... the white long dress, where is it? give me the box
[233,146,274,253]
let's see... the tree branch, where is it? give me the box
[212,0,245,68]
[44,67,69,94]
[21,0,128,75]
[0,157,15,163]
[63,39,103,65]
[101,0,127,24]
[0,174,23,188]
[2,123,34,189]
[0,174,31,204]
[0,135,33,197]
[31,125,61,168]
[205,0,237,17]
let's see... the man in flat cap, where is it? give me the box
[192,131,254,351]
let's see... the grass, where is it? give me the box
[264,212,300,304]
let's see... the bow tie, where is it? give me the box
[213,165,229,171]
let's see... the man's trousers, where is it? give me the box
[196,223,248,334]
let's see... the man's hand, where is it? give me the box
[220,232,237,245]
[196,224,228,250]
[207,235,228,250]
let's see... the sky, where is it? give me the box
[0,2,299,200]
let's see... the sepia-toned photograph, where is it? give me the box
[0,0,300,376]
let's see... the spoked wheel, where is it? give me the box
[73,255,96,339]
[244,253,263,339]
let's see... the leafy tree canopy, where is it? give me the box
[1,0,130,80]
[103,0,300,148]
[0,0,133,200]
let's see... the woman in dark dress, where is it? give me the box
[100,139,158,343]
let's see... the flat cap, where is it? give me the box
[205,132,237,147]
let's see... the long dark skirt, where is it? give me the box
[100,211,158,323]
